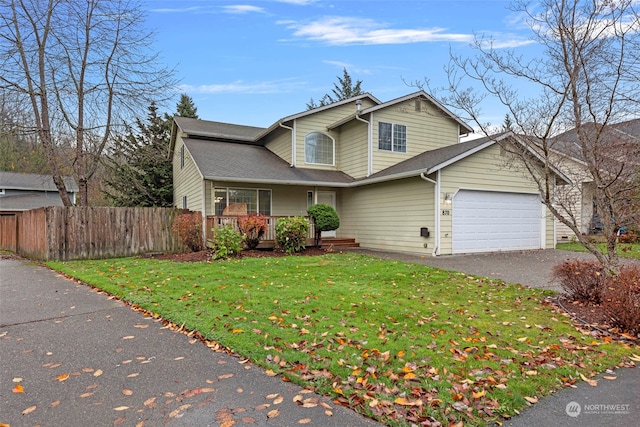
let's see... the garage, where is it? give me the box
[452,190,543,254]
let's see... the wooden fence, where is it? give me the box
[0,207,187,261]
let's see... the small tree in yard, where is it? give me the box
[237,214,268,250]
[307,204,340,246]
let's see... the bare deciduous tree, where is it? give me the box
[0,0,176,205]
[422,0,640,274]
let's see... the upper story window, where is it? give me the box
[378,122,407,153]
[305,132,334,165]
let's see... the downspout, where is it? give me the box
[354,109,372,176]
[279,121,295,167]
[420,172,440,256]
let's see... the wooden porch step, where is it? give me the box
[320,237,360,249]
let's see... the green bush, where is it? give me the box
[210,225,244,259]
[275,216,309,254]
[172,212,203,252]
[237,213,268,250]
[307,204,340,246]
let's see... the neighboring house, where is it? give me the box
[549,118,640,240]
[169,91,561,256]
[0,172,78,211]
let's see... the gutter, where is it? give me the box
[354,108,372,177]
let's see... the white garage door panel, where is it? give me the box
[452,191,542,254]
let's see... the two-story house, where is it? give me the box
[169,91,559,256]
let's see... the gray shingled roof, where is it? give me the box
[0,193,66,211]
[551,118,640,160]
[174,116,266,143]
[183,136,495,187]
[183,138,355,186]
[358,138,492,183]
[0,172,78,192]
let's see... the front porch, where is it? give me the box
[205,215,359,249]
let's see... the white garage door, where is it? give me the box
[452,190,543,254]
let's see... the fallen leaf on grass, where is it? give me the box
[22,405,37,415]
[394,397,422,406]
[524,396,538,403]
[630,354,640,362]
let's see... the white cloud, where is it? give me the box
[179,78,306,94]
[280,16,534,48]
[222,5,265,14]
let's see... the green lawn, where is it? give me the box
[556,242,640,260]
[48,253,638,426]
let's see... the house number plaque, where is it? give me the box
[441,209,451,216]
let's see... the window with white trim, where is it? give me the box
[214,188,271,216]
[305,132,334,165]
[378,122,407,153]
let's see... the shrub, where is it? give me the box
[275,216,309,254]
[552,259,605,304]
[307,204,340,246]
[601,265,640,334]
[210,225,244,259]
[172,212,203,252]
[237,213,268,250]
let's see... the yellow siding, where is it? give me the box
[172,136,203,212]
[438,144,555,255]
[340,178,436,254]
[372,99,460,174]
[295,102,367,170]
[264,127,292,164]
[337,119,369,178]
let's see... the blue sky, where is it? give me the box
[144,0,536,130]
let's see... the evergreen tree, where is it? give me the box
[306,68,364,110]
[175,93,199,119]
[103,102,173,207]
[104,95,200,207]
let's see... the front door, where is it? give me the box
[316,191,337,238]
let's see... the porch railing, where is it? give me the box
[206,215,315,246]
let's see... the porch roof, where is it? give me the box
[184,138,355,186]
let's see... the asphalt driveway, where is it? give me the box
[349,248,616,291]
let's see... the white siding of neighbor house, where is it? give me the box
[437,144,555,255]
[336,119,369,179]
[172,136,203,212]
[372,99,460,174]
[339,177,436,254]
[550,154,593,241]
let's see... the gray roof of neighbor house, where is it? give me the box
[0,193,66,211]
[173,117,266,143]
[551,118,640,161]
[0,172,78,192]
[183,138,355,186]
